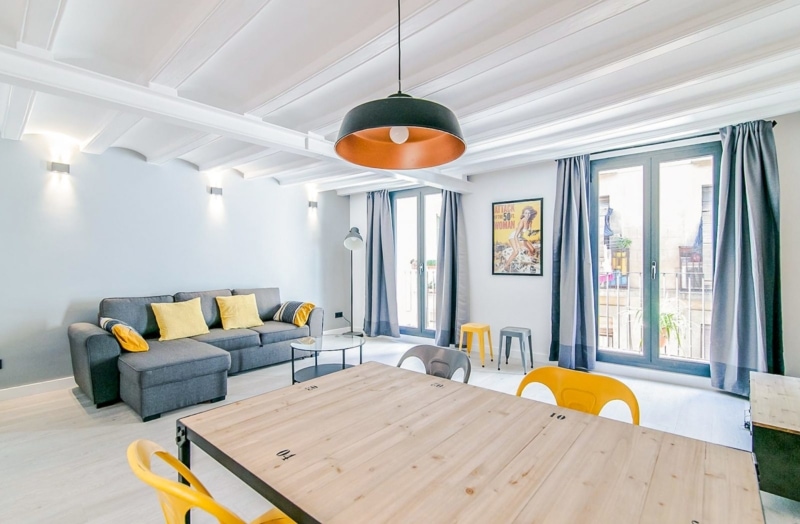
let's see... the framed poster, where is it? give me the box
[492,198,543,276]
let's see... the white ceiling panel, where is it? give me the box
[0,0,26,47]
[179,0,430,113]
[112,118,209,162]
[52,0,219,83]
[24,91,113,142]
[178,136,261,168]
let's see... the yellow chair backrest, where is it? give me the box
[516,366,640,425]
[127,439,293,524]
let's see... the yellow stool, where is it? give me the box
[458,323,494,367]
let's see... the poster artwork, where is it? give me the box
[492,198,543,276]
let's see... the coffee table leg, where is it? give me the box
[176,422,191,524]
[291,347,297,384]
[342,348,346,369]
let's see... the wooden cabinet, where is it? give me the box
[750,371,800,501]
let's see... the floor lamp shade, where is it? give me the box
[344,227,363,251]
[344,227,364,337]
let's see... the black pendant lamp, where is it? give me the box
[335,0,466,170]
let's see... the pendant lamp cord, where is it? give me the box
[397,0,402,94]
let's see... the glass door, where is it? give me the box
[592,143,720,375]
[393,188,442,338]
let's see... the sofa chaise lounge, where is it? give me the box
[68,287,322,421]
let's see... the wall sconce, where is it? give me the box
[308,200,318,209]
[47,161,70,174]
[208,186,223,196]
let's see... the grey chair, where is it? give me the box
[397,345,471,383]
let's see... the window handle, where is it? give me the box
[651,261,657,280]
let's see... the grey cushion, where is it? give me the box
[118,339,230,389]
[232,288,281,321]
[174,289,231,329]
[99,295,174,338]
[250,321,309,345]
[192,328,260,352]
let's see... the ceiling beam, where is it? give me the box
[383,168,472,193]
[149,0,272,89]
[457,75,800,169]
[0,45,316,154]
[147,133,221,165]
[314,174,391,193]
[245,0,471,118]
[0,45,473,193]
[410,0,649,101]
[309,0,791,138]
[1,86,35,140]
[464,46,800,156]
[277,168,366,187]
[242,158,317,179]
[307,0,648,136]
[19,0,68,51]
[456,0,798,132]
[81,112,142,154]
[460,83,800,175]
[197,144,276,171]
[2,0,69,140]
[336,180,416,196]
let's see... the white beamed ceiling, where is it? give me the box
[1,0,799,195]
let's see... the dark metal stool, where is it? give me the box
[498,326,533,374]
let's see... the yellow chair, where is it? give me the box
[515,366,640,425]
[458,323,494,367]
[127,439,294,524]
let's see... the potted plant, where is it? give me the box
[658,312,683,348]
[633,310,684,348]
[613,236,632,250]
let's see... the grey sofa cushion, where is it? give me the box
[232,288,281,321]
[99,295,174,338]
[174,289,231,329]
[118,339,230,389]
[192,328,260,352]
[250,321,309,345]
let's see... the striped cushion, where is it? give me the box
[273,301,315,327]
[100,317,149,352]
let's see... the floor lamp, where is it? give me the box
[344,227,364,336]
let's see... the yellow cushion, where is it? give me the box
[215,294,262,330]
[151,298,210,341]
[100,317,149,352]
[293,302,315,327]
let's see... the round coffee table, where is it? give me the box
[290,334,365,383]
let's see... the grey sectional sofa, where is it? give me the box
[68,287,322,421]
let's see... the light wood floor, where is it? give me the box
[1,336,799,523]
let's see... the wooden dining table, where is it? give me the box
[176,361,764,523]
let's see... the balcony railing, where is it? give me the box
[598,271,712,362]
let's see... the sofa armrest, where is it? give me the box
[67,323,122,407]
[308,307,324,337]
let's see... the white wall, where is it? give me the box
[775,112,800,377]
[0,135,351,389]
[461,162,558,363]
[349,110,800,377]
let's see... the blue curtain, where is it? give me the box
[710,120,783,396]
[435,191,469,347]
[549,155,597,370]
[364,190,400,337]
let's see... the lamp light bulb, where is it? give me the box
[389,126,409,144]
